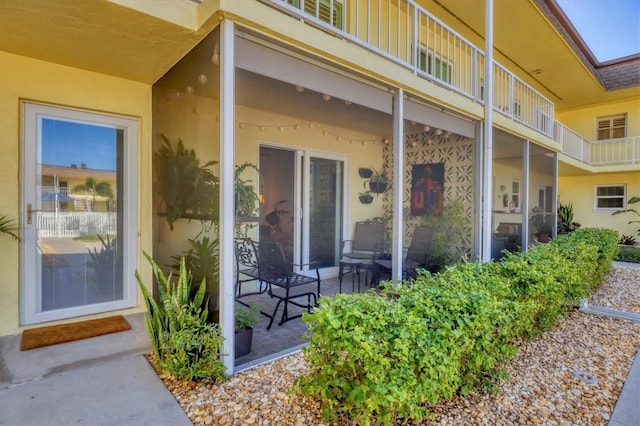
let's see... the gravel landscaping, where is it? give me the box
[157,266,640,425]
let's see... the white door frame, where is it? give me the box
[258,141,350,279]
[21,101,139,325]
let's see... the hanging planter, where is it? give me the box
[358,167,374,179]
[368,181,388,194]
[365,169,389,194]
[359,192,374,204]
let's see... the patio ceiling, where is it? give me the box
[0,0,213,84]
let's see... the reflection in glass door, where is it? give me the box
[308,157,343,269]
[22,103,138,324]
[259,146,346,276]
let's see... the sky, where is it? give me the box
[41,118,117,171]
[556,0,640,62]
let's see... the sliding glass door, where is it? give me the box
[259,146,347,277]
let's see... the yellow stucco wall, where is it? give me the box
[0,51,153,336]
[559,171,640,237]
[151,88,387,269]
[556,98,640,140]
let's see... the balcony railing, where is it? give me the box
[37,212,117,238]
[265,0,554,137]
[554,121,639,166]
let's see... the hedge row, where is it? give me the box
[296,228,619,425]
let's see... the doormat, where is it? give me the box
[20,315,131,351]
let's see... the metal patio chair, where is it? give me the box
[339,221,385,291]
[375,226,434,282]
[250,239,321,330]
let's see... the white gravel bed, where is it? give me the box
[158,266,640,425]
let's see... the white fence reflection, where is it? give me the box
[37,212,116,238]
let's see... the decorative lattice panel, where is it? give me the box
[382,130,476,259]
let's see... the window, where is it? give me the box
[511,180,520,212]
[418,49,452,84]
[513,100,522,119]
[288,0,344,29]
[596,114,626,141]
[595,185,626,210]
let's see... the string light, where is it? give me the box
[211,43,220,65]
[234,120,387,145]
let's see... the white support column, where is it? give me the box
[219,19,236,375]
[552,152,558,237]
[481,0,494,262]
[392,89,404,285]
[522,140,530,249]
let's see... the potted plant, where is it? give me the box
[235,305,259,358]
[419,199,471,272]
[530,206,552,243]
[235,162,262,221]
[365,169,389,194]
[153,134,219,230]
[359,191,374,204]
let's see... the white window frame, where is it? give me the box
[288,0,344,29]
[596,114,627,141]
[594,184,627,212]
[417,47,453,84]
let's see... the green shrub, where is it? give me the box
[135,252,226,382]
[616,246,640,263]
[297,228,618,424]
[563,228,618,281]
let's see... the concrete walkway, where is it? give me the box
[0,313,191,425]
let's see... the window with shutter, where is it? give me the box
[287,0,344,29]
[596,114,626,141]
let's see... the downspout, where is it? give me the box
[220,19,236,374]
[481,0,494,262]
[392,88,404,285]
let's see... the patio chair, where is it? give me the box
[374,226,434,282]
[491,234,509,261]
[250,239,321,330]
[234,238,268,298]
[339,221,385,291]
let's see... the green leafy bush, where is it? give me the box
[136,252,226,382]
[616,246,640,263]
[296,228,617,424]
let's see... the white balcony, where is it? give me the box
[555,121,639,166]
[265,0,554,137]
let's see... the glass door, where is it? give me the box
[303,156,344,274]
[259,146,347,277]
[21,102,138,324]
